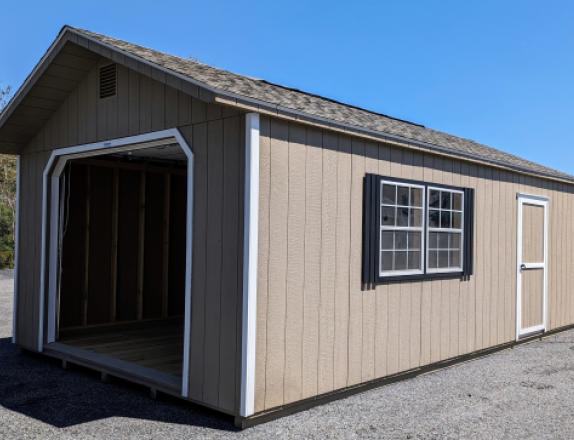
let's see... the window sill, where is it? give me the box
[372,271,468,285]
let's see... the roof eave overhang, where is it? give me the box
[0,25,220,154]
[212,93,574,185]
[1,26,571,186]
[0,26,72,150]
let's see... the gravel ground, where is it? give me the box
[2,272,574,439]
[0,269,14,338]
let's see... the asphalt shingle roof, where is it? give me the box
[75,27,573,183]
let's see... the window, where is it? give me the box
[379,181,425,275]
[427,187,464,273]
[362,174,474,285]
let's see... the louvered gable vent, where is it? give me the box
[99,64,117,98]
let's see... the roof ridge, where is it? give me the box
[57,28,574,181]
[255,78,426,128]
[3,26,569,182]
[74,28,427,129]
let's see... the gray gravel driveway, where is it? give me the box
[1,271,574,439]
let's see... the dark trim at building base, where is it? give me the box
[17,323,573,430]
[36,343,237,418]
[235,323,574,429]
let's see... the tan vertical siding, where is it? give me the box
[254,117,271,412]
[217,116,243,412]
[333,136,352,389]
[16,150,50,349]
[202,119,224,406]
[264,119,289,408]
[559,185,568,327]
[301,128,322,397]
[455,160,468,353]
[348,139,364,385]
[318,132,338,393]
[256,116,574,412]
[568,186,574,326]
[284,123,306,403]
[17,59,245,415]
[551,180,560,327]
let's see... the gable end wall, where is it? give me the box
[16,58,246,415]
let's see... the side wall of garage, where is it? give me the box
[254,115,574,413]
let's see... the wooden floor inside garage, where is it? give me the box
[45,319,184,394]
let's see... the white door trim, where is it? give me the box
[516,194,549,340]
[39,129,194,398]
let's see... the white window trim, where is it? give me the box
[379,179,426,277]
[426,186,464,274]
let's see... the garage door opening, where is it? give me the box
[42,132,193,396]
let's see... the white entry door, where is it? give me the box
[516,194,548,339]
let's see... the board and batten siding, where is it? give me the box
[16,58,245,414]
[255,115,574,413]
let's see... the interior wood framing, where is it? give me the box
[58,157,187,333]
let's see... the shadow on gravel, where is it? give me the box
[0,338,237,431]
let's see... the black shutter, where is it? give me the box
[362,174,378,286]
[463,188,475,278]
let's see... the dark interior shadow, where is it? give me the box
[0,337,237,431]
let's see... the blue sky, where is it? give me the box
[1,1,573,173]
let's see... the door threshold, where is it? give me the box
[517,327,545,340]
[44,342,182,396]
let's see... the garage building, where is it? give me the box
[1,26,573,427]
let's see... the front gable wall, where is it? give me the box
[23,57,232,155]
[16,56,246,415]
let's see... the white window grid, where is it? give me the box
[426,186,464,274]
[379,180,426,277]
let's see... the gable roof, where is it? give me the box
[1,25,572,184]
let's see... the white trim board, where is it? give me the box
[38,129,194,398]
[515,194,549,340]
[240,113,260,417]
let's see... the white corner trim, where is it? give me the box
[240,112,260,418]
[39,129,194,400]
[12,156,20,344]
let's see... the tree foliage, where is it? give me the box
[0,86,16,268]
